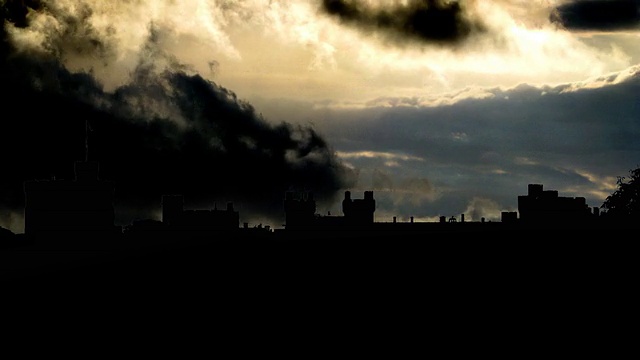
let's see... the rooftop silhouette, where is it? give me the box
[2,159,639,290]
[0,157,638,255]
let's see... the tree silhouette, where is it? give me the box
[601,167,640,220]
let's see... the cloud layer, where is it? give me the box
[319,0,486,46]
[552,0,640,31]
[0,1,355,232]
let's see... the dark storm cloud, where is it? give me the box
[0,0,43,27]
[319,0,486,46]
[0,1,354,227]
[551,0,640,31]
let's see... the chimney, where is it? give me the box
[364,191,374,200]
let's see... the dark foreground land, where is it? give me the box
[1,226,636,355]
[2,224,636,288]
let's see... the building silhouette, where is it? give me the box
[284,190,376,229]
[14,161,634,251]
[501,211,518,223]
[23,161,118,237]
[161,194,239,230]
[283,191,317,228]
[518,184,593,224]
[342,190,375,225]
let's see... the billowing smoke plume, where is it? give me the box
[319,0,486,46]
[551,0,640,31]
[0,0,355,231]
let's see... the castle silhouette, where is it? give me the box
[1,157,634,251]
[3,158,639,288]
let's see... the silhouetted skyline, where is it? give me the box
[2,157,639,290]
[3,158,635,244]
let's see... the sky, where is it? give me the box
[1,0,639,232]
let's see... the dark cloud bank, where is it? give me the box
[269,68,640,221]
[552,0,640,31]
[320,0,486,46]
[0,1,354,229]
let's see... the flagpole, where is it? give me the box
[85,119,89,162]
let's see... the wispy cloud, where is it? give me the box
[337,151,425,162]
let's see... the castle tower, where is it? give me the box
[343,190,375,225]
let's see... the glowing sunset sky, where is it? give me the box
[1,0,639,231]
